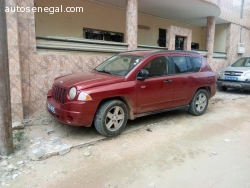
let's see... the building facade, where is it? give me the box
[5,0,250,120]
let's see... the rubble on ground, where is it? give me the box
[0,110,73,185]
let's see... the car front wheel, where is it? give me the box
[188,89,209,116]
[94,100,128,137]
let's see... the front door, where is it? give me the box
[136,56,174,114]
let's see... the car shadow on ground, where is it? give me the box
[60,109,187,141]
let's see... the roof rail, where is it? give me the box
[122,49,155,53]
[118,49,200,57]
[165,50,200,54]
[122,49,199,54]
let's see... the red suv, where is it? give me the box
[47,50,216,136]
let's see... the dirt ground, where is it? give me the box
[1,89,250,188]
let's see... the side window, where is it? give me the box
[245,58,250,67]
[144,56,170,77]
[192,57,202,72]
[172,56,193,74]
[186,57,194,72]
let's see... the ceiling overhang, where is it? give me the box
[91,0,229,26]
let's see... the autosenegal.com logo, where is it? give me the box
[5,5,84,14]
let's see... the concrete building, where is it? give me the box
[5,0,250,120]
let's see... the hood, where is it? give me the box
[54,71,125,90]
[223,66,250,72]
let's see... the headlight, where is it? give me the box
[69,87,77,99]
[78,92,92,101]
[218,70,223,75]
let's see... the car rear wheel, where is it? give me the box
[188,89,209,116]
[218,86,227,91]
[94,100,128,137]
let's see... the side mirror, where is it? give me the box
[137,69,149,80]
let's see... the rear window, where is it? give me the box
[192,57,202,72]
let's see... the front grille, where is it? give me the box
[224,71,243,76]
[52,85,66,104]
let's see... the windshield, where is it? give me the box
[232,58,250,67]
[94,55,143,76]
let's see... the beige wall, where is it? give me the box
[35,0,206,49]
[201,24,227,53]
[138,13,206,49]
[214,24,227,52]
[35,0,126,38]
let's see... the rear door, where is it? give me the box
[170,55,195,107]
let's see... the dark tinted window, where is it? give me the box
[172,56,193,74]
[144,56,171,77]
[186,57,193,72]
[158,29,166,47]
[192,57,202,72]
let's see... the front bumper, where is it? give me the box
[46,97,99,127]
[217,79,250,89]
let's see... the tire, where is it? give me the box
[94,100,128,137]
[218,86,227,91]
[188,89,209,116]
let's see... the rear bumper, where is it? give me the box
[46,97,99,127]
[217,79,250,89]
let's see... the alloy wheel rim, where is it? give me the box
[195,93,207,112]
[105,106,125,131]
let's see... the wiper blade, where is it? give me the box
[95,70,113,75]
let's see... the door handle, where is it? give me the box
[164,80,173,83]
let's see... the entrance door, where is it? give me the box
[158,28,166,47]
[175,36,184,50]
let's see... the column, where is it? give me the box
[126,0,138,50]
[16,0,36,119]
[226,23,241,65]
[206,16,216,63]
[6,0,23,120]
[0,0,14,155]
[166,26,175,50]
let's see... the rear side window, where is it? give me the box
[172,56,193,74]
[192,57,202,72]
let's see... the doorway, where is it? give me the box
[158,28,166,47]
[175,36,184,50]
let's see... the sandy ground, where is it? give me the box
[2,89,250,188]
